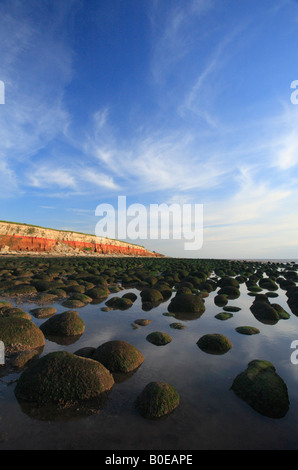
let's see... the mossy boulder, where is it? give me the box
[92,340,144,373]
[34,293,58,304]
[0,307,31,320]
[218,277,240,289]
[197,334,232,355]
[105,296,133,310]
[176,281,193,291]
[69,293,93,304]
[168,294,205,314]
[86,286,110,300]
[134,319,152,326]
[122,292,138,302]
[146,331,172,346]
[231,360,289,418]
[62,299,86,309]
[250,296,288,324]
[176,287,193,296]
[135,381,180,419]
[11,349,41,369]
[247,284,263,293]
[47,288,67,298]
[154,283,172,300]
[287,290,298,316]
[14,351,114,406]
[215,312,233,321]
[271,303,290,320]
[65,284,86,294]
[40,311,85,337]
[6,284,38,296]
[183,276,202,289]
[266,292,279,298]
[236,326,260,335]
[0,301,13,309]
[197,281,216,293]
[223,306,241,312]
[0,317,45,353]
[74,346,96,358]
[214,294,228,307]
[169,322,186,329]
[30,307,57,319]
[140,288,163,303]
[259,278,279,291]
[218,286,240,299]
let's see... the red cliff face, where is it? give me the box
[0,234,160,257]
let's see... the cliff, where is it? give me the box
[0,221,162,257]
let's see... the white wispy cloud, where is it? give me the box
[79,168,120,190]
[150,0,214,84]
[27,166,77,189]
[0,0,74,195]
[26,163,120,193]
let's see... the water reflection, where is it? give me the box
[172,310,205,321]
[43,334,83,346]
[16,391,111,422]
[2,271,298,449]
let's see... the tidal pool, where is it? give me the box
[1,278,298,450]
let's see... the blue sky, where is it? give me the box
[0,0,298,259]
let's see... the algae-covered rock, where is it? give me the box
[40,310,85,337]
[122,292,138,302]
[287,290,298,316]
[86,286,110,300]
[223,306,241,312]
[0,301,13,309]
[0,317,45,353]
[5,284,38,296]
[169,322,186,329]
[197,333,232,355]
[105,296,133,310]
[250,296,288,324]
[14,351,114,406]
[134,319,152,326]
[74,346,96,358]
[271,303,290,320]
[259,278,279,291]
[214,294,228,307]
[140,288,163,303]
[92,340,144,373]
[70,293,93,304]
[168,294,205,314]
[30,307,57,319]
[146,331,173,346]
[218,286,240,299]
[0,307,31,320]
[62,299,86,309]
[34,293,58,305]
[235,326,260,335]
[135,381,180,419]
[11,349,41,369]
[231,360,289,418]
[154,283,172,300]
[215,312,233,321]
[218,277,240,289]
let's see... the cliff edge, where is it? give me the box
[0,221,162,257]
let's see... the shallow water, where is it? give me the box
[1,281,298,450]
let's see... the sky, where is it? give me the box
[0,0,298,259]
